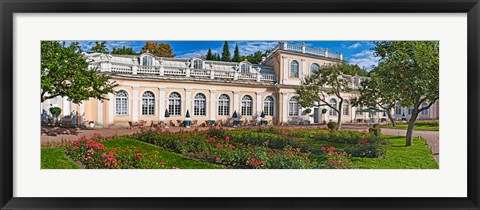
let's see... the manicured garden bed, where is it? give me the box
[41,126,438,169]
[41,136,221,169]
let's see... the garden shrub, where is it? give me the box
[321,146,353,169]
[327,122,339,131]
[368,124,381,137]
[344,144,386,158]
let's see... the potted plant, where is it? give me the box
[164,109,170,128]
[232,111,239,127]
[49,107,62,126]
[184,110,191,128]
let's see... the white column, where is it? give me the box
[132,65,138,75]
[282,56,289,84]
[185,88,192,115]
[233,91,239,114]
[209,90,216,120]
[282,92,288,123]
[301,59,307,79]
[97,100,103,125]
[79,101,85,125]
[108,93,114,125]
[132,85,139,121]
[159,87,166,121]
[62,97,70,116]
[256,91,262,117]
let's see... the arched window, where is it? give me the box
[343,100,350,115]
[264,96,274,116]
[193,93,207,116]
[407,106,413,115]
[193,59,203,69]
[218,94,230,116]
[115,90,128,115]
[240,63,249,73]
[420,102,429,115]
[141,91,155,116]
[142,56,153,66]
[310,63,320,75]
[288,97,299,116]
[395,102,402,115]
[290,60,299,78]
[329,99,337,116]
[241,95,253,116]
[168,92,181,116]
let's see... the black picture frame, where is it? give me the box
[1,0,479,209]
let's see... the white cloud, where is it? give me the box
[177,41,278,59]
[346,42,361,49]
[348,50,380,70]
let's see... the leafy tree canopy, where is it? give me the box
[111,46,137,55]
[41,41,117,104]
[141,41,176,57]
[90,41,108,53]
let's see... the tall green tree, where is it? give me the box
[41,41,117,104]
[90,41,108,53]
[373,41,439,146]
[141,41,176,57]
[352,62,400,127]
[221,41,231,62]
[295,62,357,130]
[232,43,241,62]
[111,46,137,55]
[215,53,221,61]
[206,48,214,60]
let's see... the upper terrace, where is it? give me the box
[267,41,344,61]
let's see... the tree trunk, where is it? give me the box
[386,111,396,127]
[337,99,343,130]
[405,111,419,146]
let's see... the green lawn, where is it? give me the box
[41,138,221,169]
[41,147,80,169]
[379,124,439,131]
[351,136,438,169]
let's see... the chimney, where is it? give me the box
[261,56,267,63]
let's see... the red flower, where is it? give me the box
[215,143,223,148]
[295,148,301,152]
[327,146,336,153]
[225,136,231,142]
[215,157,220,161]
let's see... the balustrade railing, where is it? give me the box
[191,69,211,77]
[138,66,157,74]
[261,74,276,81]
[164,68,186,76]
[238,73,257,80]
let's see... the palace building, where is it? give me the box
[40,41,439,127]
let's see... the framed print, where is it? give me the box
[1,0,479,209]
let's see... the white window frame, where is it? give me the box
[329,99,337,116]
[141,91,155,116]
[288,97,299,117]
[115,90,129,116]
[241,95,253,116]
[343,100,350,115]
[290,60,299,78]
[218,94,230,116]
[168,92,182,116]
[264,96,274,116]
[310,63,320,75]
[193,93,207,116]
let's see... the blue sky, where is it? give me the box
[67,41,380,70]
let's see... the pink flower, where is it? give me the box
[295,148,301,152]
[225,136,231,142]
[215,157,220,161]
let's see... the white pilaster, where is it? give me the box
[233,91,239,114]
[159,87,166,121]
[256,92,262,117]
[282,92,288,123]
[185,88,192,115]
[282,56,289,84]
[132,85,139,121]
[301,59,307,80]
[97,100,103,125]
[108,93,114,125]
[62,97,70,116]
[132,65,138,75]
[79,101,85,125]
[209,90,216,120]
